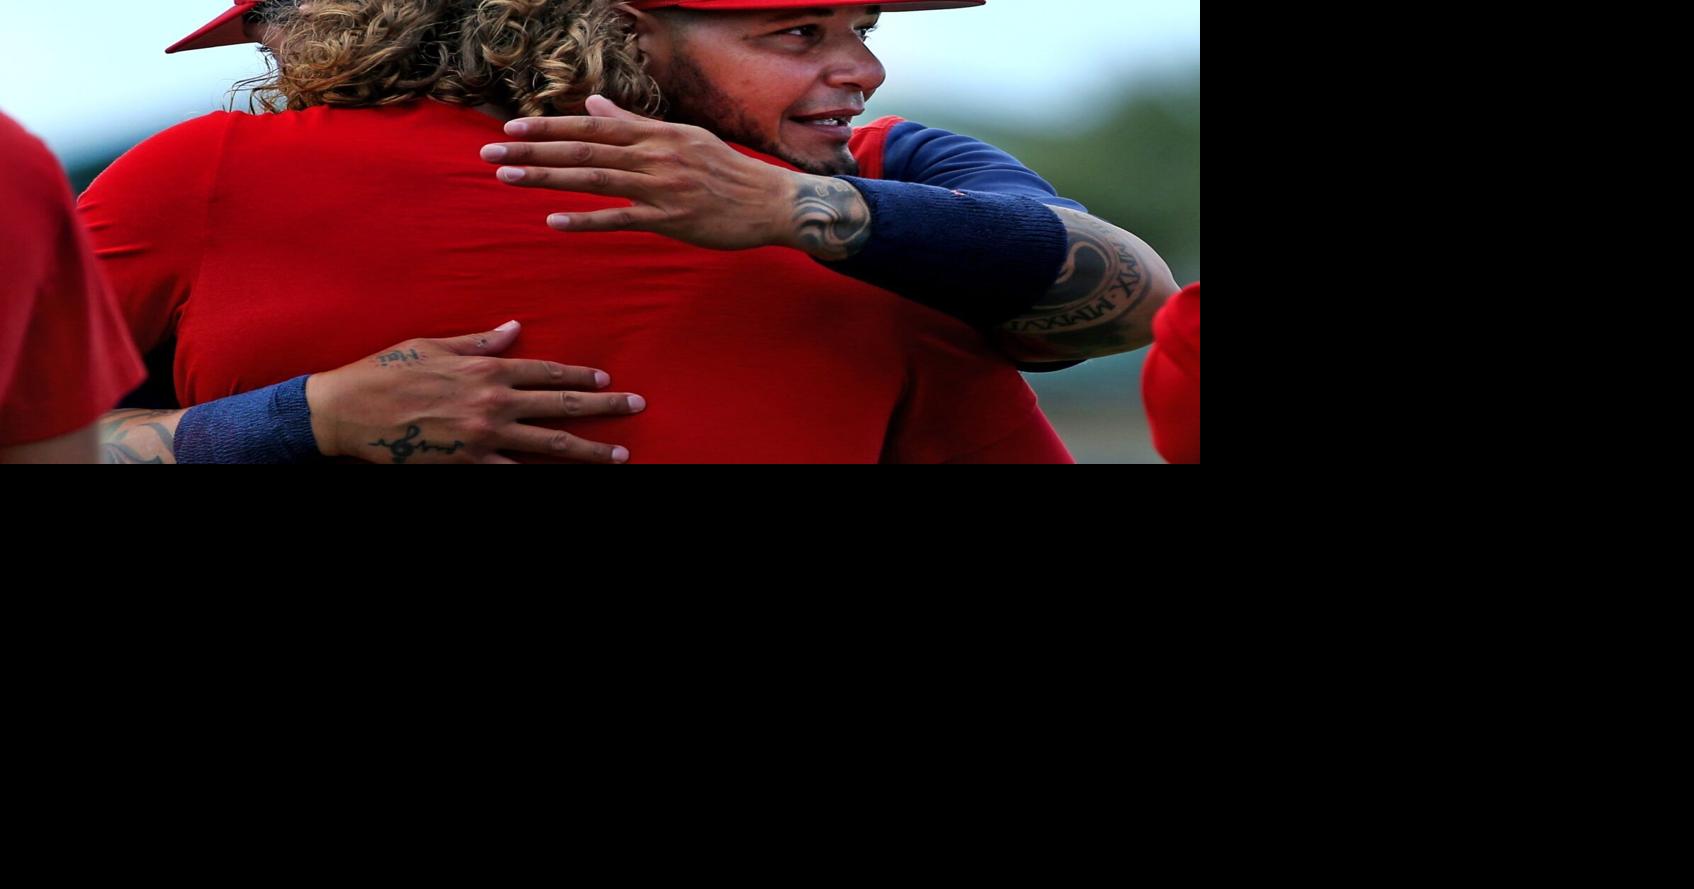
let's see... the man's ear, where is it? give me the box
[629,9,675,77]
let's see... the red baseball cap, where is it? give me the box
[627,1,985,10]
[167,0,984,55]
[166,2,262,55]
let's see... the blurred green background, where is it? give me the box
[6,1,1199,463]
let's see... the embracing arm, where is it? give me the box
[94,323,644,465]
[488,98,1179,365]
[782,179,1177,362]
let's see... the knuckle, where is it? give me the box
[572,143,594,163]
[560,392,586,417]
[549,432,577,454]
[473,388,509,412]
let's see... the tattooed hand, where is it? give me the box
[307,321,645,465]
[484,95,865,256]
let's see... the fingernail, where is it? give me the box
[481,144,508,162]
[627,395,647,413]
[611,447,630,464]
[505,119,529,136]
[549,214,571,229]
[497,167,526,183]
[594,371,611,388]
[495,320,519,332]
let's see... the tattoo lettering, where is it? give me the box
[375,349,425,368]
[792,177,872,262]
[1001,209,1153,356]
[369,425,466,464]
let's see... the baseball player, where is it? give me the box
[1,109,145,462]
[87,0,1181,462]
[488,0,1180,368]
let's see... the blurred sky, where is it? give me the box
[0,0,1199,165]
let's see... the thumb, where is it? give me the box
[437,320,521,355]
[586,94,649,122]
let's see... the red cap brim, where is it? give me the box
[166,2,262,55]
[629,1,986,11]
[166,0,983,55]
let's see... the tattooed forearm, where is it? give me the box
[99,409,182,464]
[790,176,871,262]
[998,207,1174,362]
[370,425,466,465]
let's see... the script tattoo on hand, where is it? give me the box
[100,409,176,464]
[1001,208,1153,356]
[369,425,466,464]
[792,176,871,262]
[375,349,425,368]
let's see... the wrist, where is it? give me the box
[304,372,342,458]
[175,375,322,464]
[785,174,872,261]
[771,171,814,252]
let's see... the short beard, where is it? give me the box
[659,50,859,177]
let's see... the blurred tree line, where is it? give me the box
[897,71,1201,286]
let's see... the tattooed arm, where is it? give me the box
[789,177,873,261]
[93,324,644,464]
[486,103,1179,361]
[992,207,1178,363]
[779,182,1177,362]
[99,409,183,464]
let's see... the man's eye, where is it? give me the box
[781,25,819,38]
[856,26,878,41]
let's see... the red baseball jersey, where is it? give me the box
[1143,282,1200,464]
[79,102,1072,463]
[0,111,145,447]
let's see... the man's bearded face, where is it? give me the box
[643,6,887,176]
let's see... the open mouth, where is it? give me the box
[789,111,862,138]
[793,115,854,128]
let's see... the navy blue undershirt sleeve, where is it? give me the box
[881,121,1089,215]
[874,122,1089,373]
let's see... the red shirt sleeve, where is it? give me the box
[77,112,230,356]
[1143,282,1200,464]
[0,112,145,446]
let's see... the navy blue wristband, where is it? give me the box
[822,177,1070,329]
[174,375,323,464]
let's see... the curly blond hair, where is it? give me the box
[245,0,662,118]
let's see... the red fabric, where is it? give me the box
[848,115,903,180]
[1142,282,1200,464]
[0,111,145,447]
[79,102,1071,464]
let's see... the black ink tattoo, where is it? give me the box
[792,177,872,262]
[369,425,466,464]
[375,349,425,368]
[1001,208,1153,358]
